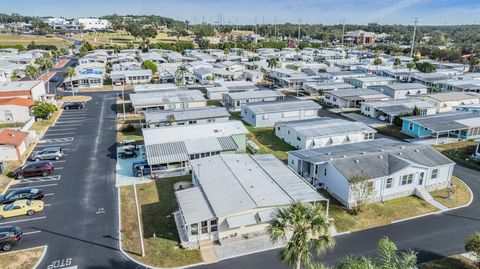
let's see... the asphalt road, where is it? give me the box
[3,92,479,268]
[4,92,126,269]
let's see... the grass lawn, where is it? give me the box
[206,100,223,107]
[0,246,45,269]
[120,176,202,268]
[117,129,143,144]
[0,33,70,47]
[326,193,438,233]
[30,109,62,134]
[430,177,472,208]
[419,255,476,269]
[229,112,294,162]
[71,30,182,46]
[374,125,412,140]
[433,141,480,171]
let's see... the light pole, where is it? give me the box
[121,85,126,120]
[133,170,145,257]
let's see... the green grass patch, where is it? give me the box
[0,246,45,269]
[206,100,223,107]
[419,255,476,269]
[120,176,202,267]
[430,177,471,208]
[375,125,412,140]
[0,33,70,47]
[323,191,438,233]
[433,141,480,171]
[117,129,143,144]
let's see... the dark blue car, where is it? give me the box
[132,161,165,177]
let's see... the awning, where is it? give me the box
[257,209,276,223]
[226,213,257,229]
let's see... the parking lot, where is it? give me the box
[0,93,121,268]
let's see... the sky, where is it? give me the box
[1,0,480,25]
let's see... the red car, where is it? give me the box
[13,161,54,179]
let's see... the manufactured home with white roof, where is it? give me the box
[130,90,206,113]
[222,90,285,111]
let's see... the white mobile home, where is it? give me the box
[275,118,376,150]
[369,83,428,99]
[324,88,390,108]
[361,98,437,124]
[130,90,206,113]
[344,76,396,88]
[241,100,321,127]
[288,139,455,208]
[110,69,152,85]
[144,106,230,127]
[222,90,285,111]
[174,154,326,247]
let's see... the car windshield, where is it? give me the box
[31,188,39,194]
[4,203,14,211]
[4,191,16,199]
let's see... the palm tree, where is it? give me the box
[65,67,76,96]
[335,237,417,269]
[268,57,279,69]
[393,58,401,70]
[267,202,334,269]
[406,62,416,83]
[24,65,39,79]
[373,57,383,73]
[174,65,189,86]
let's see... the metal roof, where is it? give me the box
[175,187,215,225]
[142,121,248,146]
[190,154,325,218]
[145,141,189,164]
[184,138,222,154]
[372,83,427,91]
[225,90,285,100]
[422,92,479,102]
[244,100,321,114]
[130,90,206,108]
[363,98,436,109]
[276,117,376,138]
[110,69,152,78]
[217,136,238,151]
[144,106,230,123]
[404,112,480,132]
[326,88,386,98]
[226,213,257,228]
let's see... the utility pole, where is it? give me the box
[341,19,346,47]
[298,18,302,41]
[410,18,418,58]
[255,17,257,35]
[274,18,277,40]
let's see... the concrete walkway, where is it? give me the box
[214,234,286,260]
[341,113,388,128]
[200,240,219,264]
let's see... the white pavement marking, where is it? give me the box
[23,230,42,235]
[53,124,83,127]
[10,183,58,190]
[52,160,66,163]
[57,118,85,121]
[36,143,72,148]
[44,133,75,137]
[56,120,85,124]
[44,193,55,196]
[55,167,64,170]
[48,128,77,131]
[42,137,74,143]
[44,204,51,207]
[17,176,61,184]
[0,216,46,225]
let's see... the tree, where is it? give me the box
[65,67,76,96]
[406,62,416,82]
[393,58,402,69]
[465,231,480,268]
[349,173,373,214]
[24,65,39,79]
[469,57,480,72]
[268,57,279,69]
[174,65,189,86]
[32,102,57,120]
[141,60,158,74]
[336,237,417,269]
[373,57,383,72]
[125,22,158,42]
[266,202,334,269]
[192,24,215,49]
[168,21,189,43]
[166,114,175,126]
[415,62,436,73]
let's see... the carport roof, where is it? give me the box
[404,112,480,132]
[176,187,215,225]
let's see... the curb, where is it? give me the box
[116,186,207,269]
[0,179,14,195]
[33,245,48,269]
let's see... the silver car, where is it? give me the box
[31,147,63,161]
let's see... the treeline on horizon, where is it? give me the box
[1,13,480,63]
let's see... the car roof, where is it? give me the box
[0,226,16,233]
[26,160,51,165]
[39,147,61,151]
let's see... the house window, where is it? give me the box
[401,174,414,185]
[367,181,374,193]
[190,223,198,236]
[297,136,301,141]
[408,122,413,131]
[324,168,327,176]
[364,133,374,140]
[210,220,218,232]
[385,178,393,188]
[263,114,269,120]
[189,120,197,124]
[332,97,337,102]
[207,119,215,123]
[3,109,13,121]
[431,169,438,179]
[201,221,208,234]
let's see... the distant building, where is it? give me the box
[0,81,46,101]
[369,83,428,99]
[222,90,285,111]
[130,90,206,113]
[144,106,230,127]
[324,88,390,108]
[343,30,377,44]
[241,100,321,127]
[344,76,396,89]
[76,18,111,30]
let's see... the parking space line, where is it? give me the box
[44,132,75,136]
[57,118,85,121]
[55,167,64,170]
[53,124,83,126]
[44,193,55,196]
[36,143,72,147]
[48,128,77,131]
[44,204,51,207]
[10,183,58,190]
[0,216,47,225]
[56,120,85,124]
[52,160,66,163]
[23,230,42,235]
